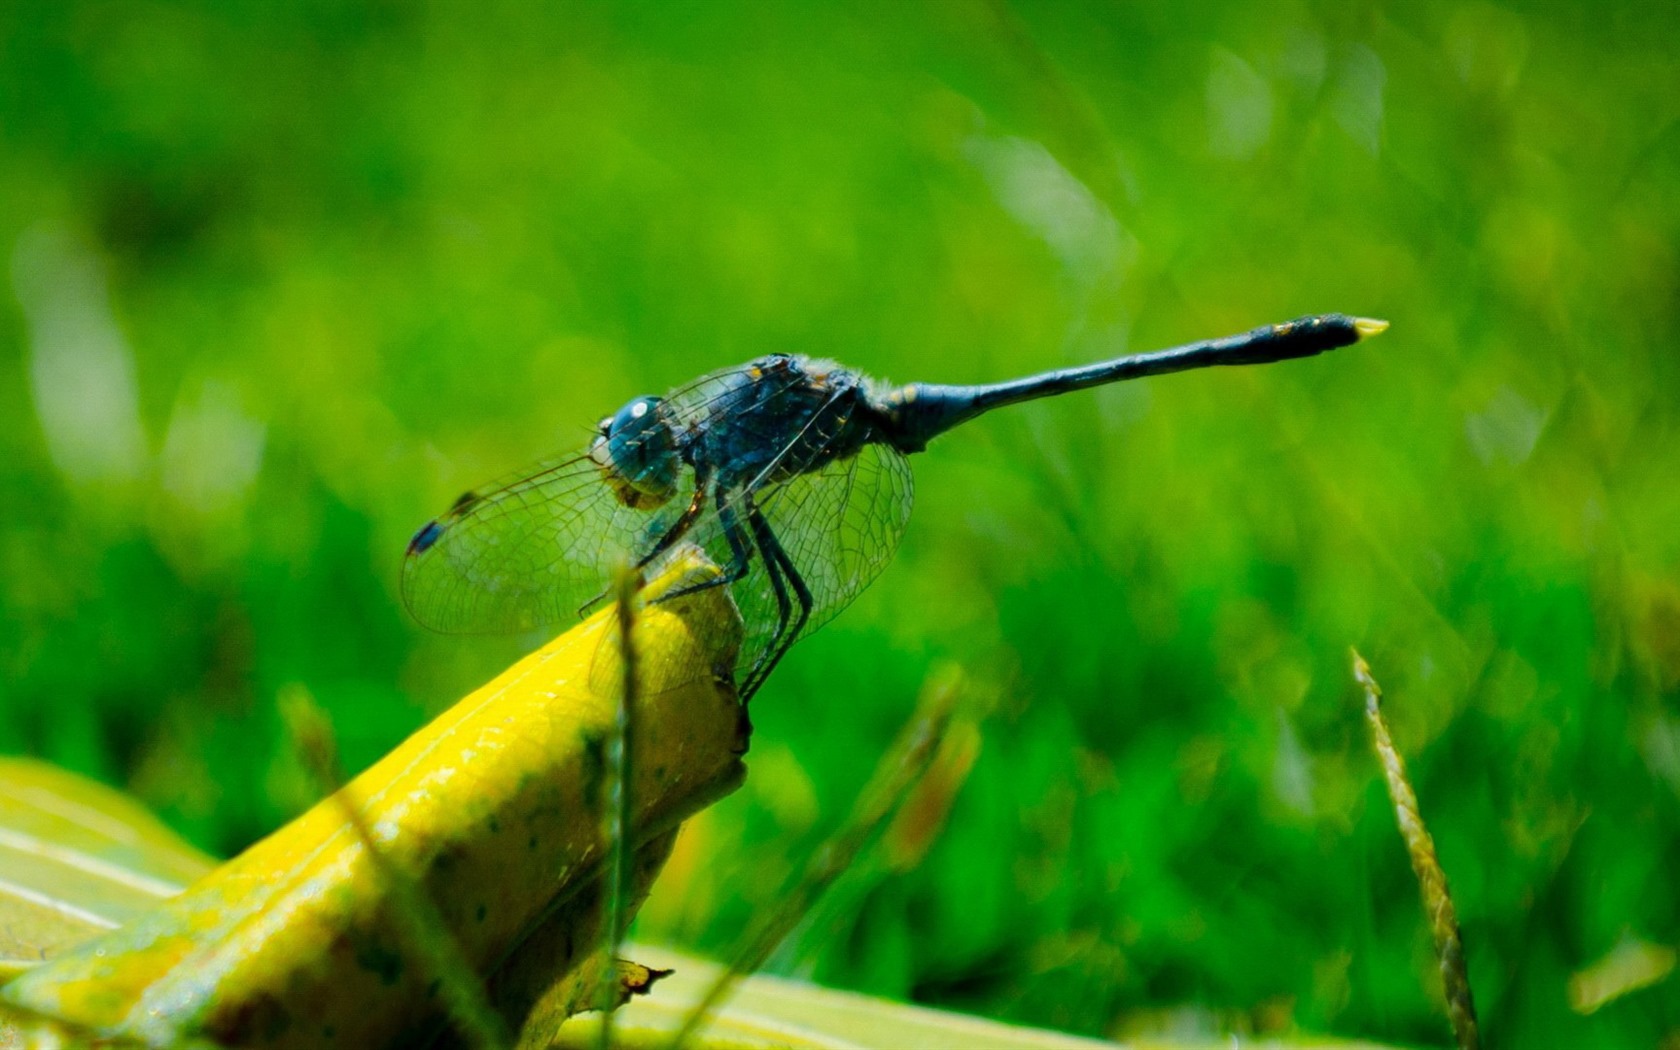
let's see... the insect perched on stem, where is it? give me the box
[403,314,1387,698]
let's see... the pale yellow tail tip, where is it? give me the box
[1354,317,1390,339]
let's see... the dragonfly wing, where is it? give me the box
[401,451,700,634]
[403,359,811,639]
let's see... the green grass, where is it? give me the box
[2,1,1677,1046]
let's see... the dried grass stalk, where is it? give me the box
[1353,650,1480,1050]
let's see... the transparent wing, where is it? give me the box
[757,440,913,636]
[401,451,700,634]
[401,359,810,637]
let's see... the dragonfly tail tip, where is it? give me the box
[1352,317,1390,340]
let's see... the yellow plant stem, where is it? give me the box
[0,551,747,1049]
[1352,651,1479,1050]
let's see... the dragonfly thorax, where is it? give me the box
[590,395,680,509]
[689,355,879,491]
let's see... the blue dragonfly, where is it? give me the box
[403,314,1386,698]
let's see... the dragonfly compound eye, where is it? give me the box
[590,395,679,509]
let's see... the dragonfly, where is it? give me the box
[403,313,1387,699]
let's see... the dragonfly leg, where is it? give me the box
[584,479,724,617]
[634,475,710,571]
[740,509,791,699]
[740,498,812,699]
[653,487,755,605]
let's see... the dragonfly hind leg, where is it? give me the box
[740,498,813,700]
[641,485,811,701]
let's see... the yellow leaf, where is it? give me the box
[0,756,216,979]
[2,548,747,1047]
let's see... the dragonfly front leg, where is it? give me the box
[653,485,756,606]
[634,473,711,571]
[575,478,714,619]
[740,496,812,700]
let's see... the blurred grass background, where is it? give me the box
[2,1,1677,1046]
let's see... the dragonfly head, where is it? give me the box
[591,395,680,509]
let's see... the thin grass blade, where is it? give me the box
[665,668,964,1049]
[1353,651,1479,1050]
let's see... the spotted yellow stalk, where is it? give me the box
[0,549,747,1048]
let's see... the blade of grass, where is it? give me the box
[1352,651,1480,1050]
[595,562,641,1049]
[281,686,512,1050]
[664,667,964,1050]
